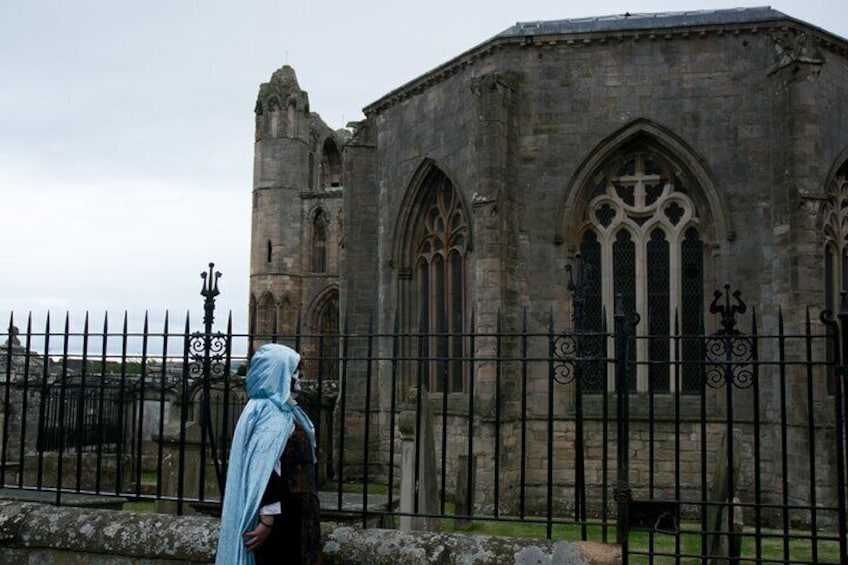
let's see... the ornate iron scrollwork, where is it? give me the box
[554,253,607,386]
[186,263,228,383]
[704,284,754,389]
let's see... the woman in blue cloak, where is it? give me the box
[215,343,321,565]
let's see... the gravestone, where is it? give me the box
[707,429,745,564]
[398,387,440,531]
[454,454,476,530]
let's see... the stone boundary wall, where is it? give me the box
[0,501,619,564]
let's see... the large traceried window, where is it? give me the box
[823,162,848,394]
[414,170,469,393]
[824,163,848,306]
[579,153,704,394]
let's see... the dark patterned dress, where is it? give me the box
[255,421,322,565]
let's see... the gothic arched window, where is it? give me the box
[822,161,848,394]
[312,210,327,273]
[579,153,704,394]
[315,291,339,381]
[823,163,848,307]
[415,171,468,393]
[321,139,342,188]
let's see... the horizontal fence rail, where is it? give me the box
[1,285,847,563]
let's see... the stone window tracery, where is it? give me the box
[579,153,704,394]
[414,171,468,393]
[822,162,848,394]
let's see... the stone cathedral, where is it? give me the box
[249,8,848,517]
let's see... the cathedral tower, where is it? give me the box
[249,66,344,375]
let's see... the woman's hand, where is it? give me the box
[243,519,273,551]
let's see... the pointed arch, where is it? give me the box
[393,159,471,393]
[321,138,342,188]
[311,207,329,273]
[306,285,340,381]
[557,118,731,245]
[563,120,717,394]
[821,154,848,395]
[256,291,277,339]
[392,158,473,271]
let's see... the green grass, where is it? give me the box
[120,480,845,563]
[322,481,389,495]
[122,500,156,513]
[459,518,843,564]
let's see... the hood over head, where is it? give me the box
[246,343,300,410]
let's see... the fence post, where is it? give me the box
[567,253,591,536]
[614,294,639,561]
[834,294,848,565]
[199,263,224,499]
[821,292,848,565]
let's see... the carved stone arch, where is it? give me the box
[309,205,330,273]
[307,285,340,330]
[256,291,277,337]
[818,151,848,274]
[392,158,472,393]
[321,138,343,188]
[820,149,848,308]
[820,145,848,219]
[278,293,297,337]
[305,286,340,380]
[565,122,717,395]
[557,118,731,247]
[392,158,473,273]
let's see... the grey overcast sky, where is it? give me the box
[1,0,846,340]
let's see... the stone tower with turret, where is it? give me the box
[249,65,345,377]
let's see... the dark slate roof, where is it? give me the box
[497,6,787,37]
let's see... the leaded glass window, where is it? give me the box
[579,153,704,394]
[416,172,468,393]
[822,162,848,395]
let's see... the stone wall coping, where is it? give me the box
[0,501,621,564]
[0,501,218,562]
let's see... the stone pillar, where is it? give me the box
[155,422,212,515]
[335,119,379,481]
[469,71,522,513]
[398,390,439,531]
[767,30,826,319]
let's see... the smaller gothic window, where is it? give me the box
[312,210,327,273]
[267,240,272,264]
[321,139,342,188]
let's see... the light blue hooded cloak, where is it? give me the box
[215,343,316,565]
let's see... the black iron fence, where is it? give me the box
[1,266,847,564]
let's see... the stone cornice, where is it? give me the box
[363,15,847,117]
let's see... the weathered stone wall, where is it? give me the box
[356,26,848,329]
[250,65,344,341]
[329,14,848,515]
[0,502,617,565]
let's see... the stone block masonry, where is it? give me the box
[0,501,619,564]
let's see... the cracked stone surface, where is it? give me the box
[0,502,620,564]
